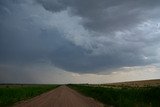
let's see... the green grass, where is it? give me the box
[68,84,160,107]
[0,84,58,106]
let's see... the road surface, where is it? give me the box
[14,86,104,107]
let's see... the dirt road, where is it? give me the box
[14,86,103,107]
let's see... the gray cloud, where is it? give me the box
[0,0,160,83]
[36,0,160,32]
[37,0,66,12]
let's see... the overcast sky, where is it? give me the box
[0,0,160,84]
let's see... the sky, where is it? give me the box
[0,0,160,84]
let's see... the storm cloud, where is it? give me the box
[37,0,160,32]
[0,0,160,83]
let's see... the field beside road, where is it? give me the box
[101,79,160,88]
[0,79,160,107]
[0,84,58,106]
[68,79,160,107]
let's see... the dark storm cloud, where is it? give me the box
[37,0,66,12]
[36,0,160,32]
[0,0,160,78]
[49,38,148,72]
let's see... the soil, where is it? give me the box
[14,85,103,107]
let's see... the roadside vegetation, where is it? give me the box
[0,84,58,106]
[68,84,160,107]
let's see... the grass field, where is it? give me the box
[0,84,58,106]
[69,84,160,107]
[102,79,160,88]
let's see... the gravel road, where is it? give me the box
[14,85,103,107]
